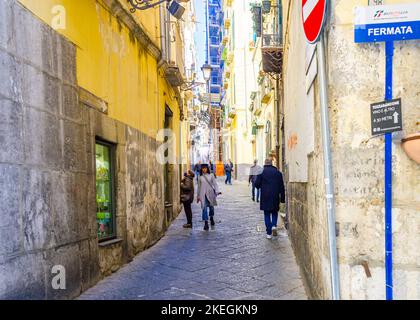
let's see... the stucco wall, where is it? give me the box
[17,0,182,146]
[0,0,181,299]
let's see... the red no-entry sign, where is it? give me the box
[302,0,327,43]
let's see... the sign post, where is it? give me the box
[355,3,420,300]
[302,0,341,300]
[384,40,394,301]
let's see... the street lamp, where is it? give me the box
[128,0,187,20]
[202,62,215,161]
[201,63,212,82]
[201,63,212,110]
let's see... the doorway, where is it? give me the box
[164,105,173,224]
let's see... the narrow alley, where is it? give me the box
[79,181,307,300]
[1,0,419,303]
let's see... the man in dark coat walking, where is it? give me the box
[255,158,286,239]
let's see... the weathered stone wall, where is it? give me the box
[284,0,420,299]
[283,0,332,299]
[329,0,420,300]
[0,0,96,299]
[0,0,181,299]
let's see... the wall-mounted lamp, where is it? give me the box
[128,0,188,19]
[201,63,212,82]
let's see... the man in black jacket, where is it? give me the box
[255,158,286,239]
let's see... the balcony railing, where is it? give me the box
[261,33,283,73]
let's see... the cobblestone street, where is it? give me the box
[79,180,307,300]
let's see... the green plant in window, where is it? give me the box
[96,194,109,212]
[96,166,109,181]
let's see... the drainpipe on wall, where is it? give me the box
[275,75,280,169]
[158,4,167,68]
[318,31,341,300]
[275,0,283,170]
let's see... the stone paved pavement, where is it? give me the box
[79,180,307,300]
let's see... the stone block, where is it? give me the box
[88,238,101,285]
[23,64,60,114]
[85,132,95,176]
[116,171,127,216]
[338,264,352,300]
[45,244,82,299]
[62,84,82,122]
[0,0,16,53]
[392,208,420,266]
[334,147,384,201]
[363,266,385,300]
[393,148,420,203]
[116,144,127,173]
[0,252,46,299]
[59,38,77,85]
[0,50,23,103]
[63,120,87,173]
[0,97,23,163]
[0,164,21,256]
[86,174,98,239]
[23,107,62,169]
[79,240,90,292]
[89,108,117,143]
[0,224,21,257]
[22,168,56,251]
[98,243,123,276]
[14,3,56,75]
[53,173,88,245]
[116,121,127,145]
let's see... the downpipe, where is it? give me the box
[158,4,167,69]
[317,32,341,300]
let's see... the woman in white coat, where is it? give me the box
[197,164,221,230]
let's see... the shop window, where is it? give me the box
[95,140,116,241]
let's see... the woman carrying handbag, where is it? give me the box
[197,164,222,231]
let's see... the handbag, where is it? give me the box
[202,174,218,197]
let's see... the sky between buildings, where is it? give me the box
[194,0,207,81]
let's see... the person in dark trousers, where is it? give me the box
[197,164,221,230]
[249,160,262,202]
[194,161,202,183]
[180,170,195,228]
[224,159,234,185]
[209,160,217,177]
[255,158,286,239]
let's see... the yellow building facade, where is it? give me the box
[0,0,191,299]
[18,0,182,146]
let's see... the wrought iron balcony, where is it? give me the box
[164,65,184,87]
[261,33,283,74]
